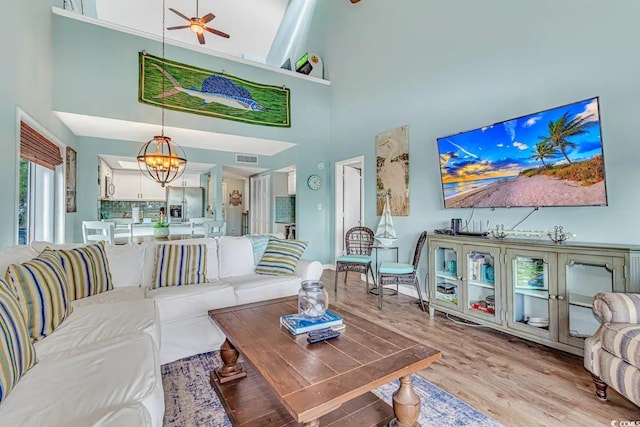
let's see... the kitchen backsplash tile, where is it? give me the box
[99,200,166,221]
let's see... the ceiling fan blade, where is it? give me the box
[201,13,215,24]
[166,25,190,30]
[204,26,230,39]
[197,32,206,44]
[169,8,190,21]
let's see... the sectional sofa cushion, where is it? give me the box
[33,299,160,359]
[0,280,36,404]
[142,238,218,288]
[73,403,152,427]
[0,333,164,427]
[222,274,302,305]
[52,242,113,300]
[218,236,256,278]
[105,244,145,287]
[152,243,207,289]
[71,287,146,308]
[5,250,71,341]
[145,282,236,324]
[256,238,308,276]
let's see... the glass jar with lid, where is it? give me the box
[298,280,328,319]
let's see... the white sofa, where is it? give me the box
[0,236,322,427]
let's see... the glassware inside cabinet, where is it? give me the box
[513,256,550,329]
[466,251,496,316]
[434,246,459,305]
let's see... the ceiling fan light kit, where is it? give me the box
[168,0,230,44]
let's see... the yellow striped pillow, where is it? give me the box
[152,244,207,289]
[5,250,71,341]
[0,279,36,403]
[52,242,114,300]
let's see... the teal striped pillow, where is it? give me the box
[0,279,36,403]
[256,238,307,276]
[247,235,270,265]
[52,242,113,300]
[5,250,71,341]
[152,244,207,289]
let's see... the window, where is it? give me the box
[18,119,64,245]
[19,160,58,244]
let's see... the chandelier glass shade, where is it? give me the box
[137,135,187,187]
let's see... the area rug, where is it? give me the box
[161,351,501,427]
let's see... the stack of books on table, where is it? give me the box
[280,310,343,335]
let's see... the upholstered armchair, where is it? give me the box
[584,293,640,407]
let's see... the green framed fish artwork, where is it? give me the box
[139,52,291,127]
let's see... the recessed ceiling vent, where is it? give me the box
[236,154,258,164]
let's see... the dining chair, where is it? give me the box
[377,231,427,311]
[334,226,376,293]
[204,220,225,238]
[82,221,115,245]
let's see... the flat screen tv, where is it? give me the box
[436,97,608,209]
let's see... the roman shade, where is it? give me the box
[20,121,63,170]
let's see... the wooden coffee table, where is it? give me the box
[208,297,441,426]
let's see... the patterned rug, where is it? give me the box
[161,352,501,427]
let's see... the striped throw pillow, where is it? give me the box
[256,238,307,276]
[247,235,270,265]
[52,242,113,300]
[0,279,36,403]
[152,244,207,289]
[5,250,71,341]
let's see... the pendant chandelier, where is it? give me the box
[137,0,187,187]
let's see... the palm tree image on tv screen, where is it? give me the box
[437,97,607,209]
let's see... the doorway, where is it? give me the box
[335,156,365,262]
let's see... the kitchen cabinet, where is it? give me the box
[287,171,296,195]
[110,170,164,201]
[428,234,640,356]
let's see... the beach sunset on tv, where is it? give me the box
[437,97,608,209]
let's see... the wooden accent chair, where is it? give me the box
[334,226,376,294]
[584,293,640,407]
[377,231,427,311]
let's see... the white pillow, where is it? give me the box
[106,244,145,287]
[30,241,87,253]
[141,238,218,288]
[218,236,255,278]
[0,245,39,278]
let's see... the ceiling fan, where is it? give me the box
[167,0,230,44]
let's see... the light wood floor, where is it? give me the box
[325,270,640,426]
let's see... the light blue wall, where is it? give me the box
[307,0,640,265]
[0,0,77,249]
[53,13,332,261]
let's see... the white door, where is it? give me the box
[334,156,365,259]
[343,165,362,236]
[250,174,271,235]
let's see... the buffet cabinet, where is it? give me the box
[427,234,640,356]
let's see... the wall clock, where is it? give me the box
[307,174,321,190]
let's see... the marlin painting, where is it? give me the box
[152,64,267,112]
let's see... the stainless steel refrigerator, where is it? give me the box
[166,186,204,223]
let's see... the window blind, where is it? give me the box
[20,121,63,170]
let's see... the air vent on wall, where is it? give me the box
[236,154,258,164]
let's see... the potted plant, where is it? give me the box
[153,220,170,238]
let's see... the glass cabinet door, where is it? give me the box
[430,242,463,312]
[557,254,625,348]
[506,249,558,340]
[462,245,501,324]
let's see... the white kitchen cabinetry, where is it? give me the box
[287,171,296,195]
[111,170,164,201]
